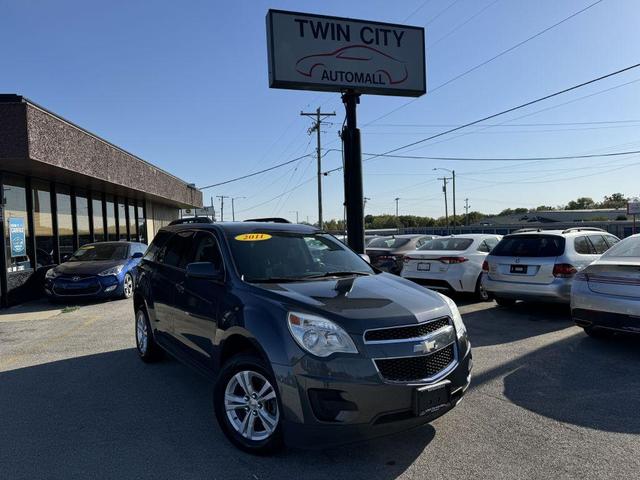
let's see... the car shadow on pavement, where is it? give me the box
[0,349,433,480]
[462,301,574,348]
[473,332,640,434]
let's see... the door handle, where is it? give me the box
[175,282,185,294]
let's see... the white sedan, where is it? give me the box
[401,234,502,300]
[571,233,640,338]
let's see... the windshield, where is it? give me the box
[491,235,565,257]
[227,232,374,282]
[419,238,473,251]
[601,236,640,258]
[68,243,128,262]
[368,237,410,249]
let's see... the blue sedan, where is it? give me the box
[44,241,147,301]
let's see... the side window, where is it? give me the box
[604,235,620,248]
[485,237,499,251]
[574,236,595,255]
[192,232,223,271]
[588,235,610,255]
[143,230,170,261]
[416,238,427,249]
[161,231,195,268]
[477,241,490,253]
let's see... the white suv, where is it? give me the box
[482,228,620,305]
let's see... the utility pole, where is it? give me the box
[301,107,336,230]
[231,196,245,222]
[451,170,456,232]
[217,195,229,221]
[464,198,470,226]
[289,210,299,223]
[438,177,450,233]
[394,197,400,217]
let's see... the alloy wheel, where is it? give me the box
[124,274,133,298]
[136,310,148,355]
[224,370,279,441]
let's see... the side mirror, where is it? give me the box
[131,251,144,259]
[61,254,70,262]
[360,253,371,263]
[186,262,224,281]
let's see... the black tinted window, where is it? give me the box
[588,235,610,255]
[477,241,490,253]
[368,237,410,249]
[574,236,595,255]
[143,231,171,261]
[192,232,223,270]
[604,235,620,248]
[491,235,565,257]
[161,231,194,268]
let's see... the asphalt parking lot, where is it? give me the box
[1,297,639,480]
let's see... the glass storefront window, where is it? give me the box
[3,175,31,272]
[105,195,116,241]
[56,185,74,261]
[92,192,104,242]
[118,200,127,240]
[32,180,54,268]
[76,191,91,247]
[128,202,136,241]
[137,203,147,244]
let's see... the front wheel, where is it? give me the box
[122,273,134,299]
[135,307,161,362]
[214,354,284,454]
[583,326,611,339]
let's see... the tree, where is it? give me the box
[599,193,627,209]
[498,208,528,216]
[566,197,595,210]
[534,205,554,211]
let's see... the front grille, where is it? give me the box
[365,317,450,342]
[374,344,455,382]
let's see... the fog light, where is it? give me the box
[104,285,117,292]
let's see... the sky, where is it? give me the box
[2,0,640,223]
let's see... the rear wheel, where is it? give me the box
[214,354,284,454]
[135,307,161,362]
[475,275,490,301]
[495,296,516,307]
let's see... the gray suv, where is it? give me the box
[482,228,620,305]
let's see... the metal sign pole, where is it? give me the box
[341,89,365,254]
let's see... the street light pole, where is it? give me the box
[231,196,245,222]
[395,197,400,217]
[437,177,450,234]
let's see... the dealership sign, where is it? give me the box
[628,199,640,215]
[9,217,26,257]
[266,10,426,97]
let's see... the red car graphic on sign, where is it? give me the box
[295,45,409,85]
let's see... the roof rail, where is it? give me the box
[512,228,544,233]
[243,217,291,224]
[561,227,606,234]
[168,217,214,226]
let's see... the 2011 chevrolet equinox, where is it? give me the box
[133,222,472,453]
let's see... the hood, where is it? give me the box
[54,259,125,276]
[253,273,451,333]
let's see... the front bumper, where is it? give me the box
[274,344,472,449]
[483,275,572,303]
[44,275,123,299]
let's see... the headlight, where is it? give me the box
[98,265,124,276]
[287,312,358,358]
[439,293,467,339]
[45,268,59,279]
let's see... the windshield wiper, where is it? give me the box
[243,276,304,284]
[302,271,372,279]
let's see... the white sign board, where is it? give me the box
[628,199,640,215]
[266,10,426,97]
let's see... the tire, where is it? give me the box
[214,353,284,455]
[135,307,161,362]
[583,326,610,339]
[475,275,490,302]
[122,273,134,299]
[495,296,516,307]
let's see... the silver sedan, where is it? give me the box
[571,233,640,337]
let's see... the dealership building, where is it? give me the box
[0,94,202,306]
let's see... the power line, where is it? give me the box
[365,0,605,126]
[367,119,640,127]
[199,153,311,189]
[323,62,640,175]
[429,0,503,47]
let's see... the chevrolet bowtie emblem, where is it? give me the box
[414,339,437,354]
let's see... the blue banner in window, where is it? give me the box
[9,217,27,257]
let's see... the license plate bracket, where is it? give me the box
[413,382,451,417]
[417,262,431,271]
